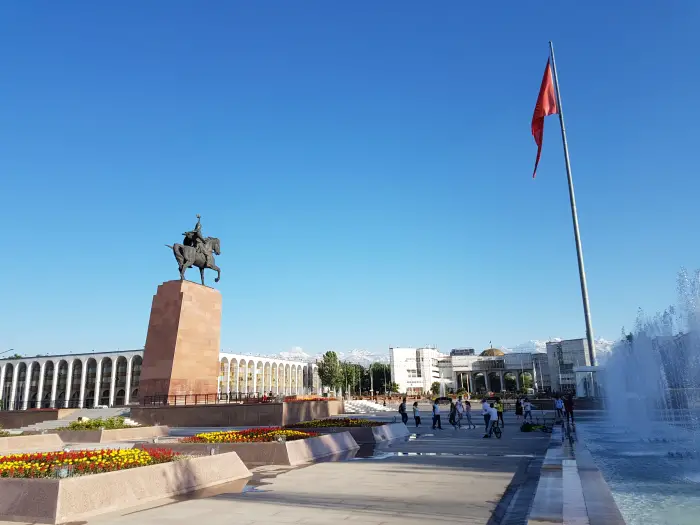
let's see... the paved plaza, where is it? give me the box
[0,413,550,525]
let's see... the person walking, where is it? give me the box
[481,399,491,433]
[564,394,575,425]
[432,399,443,430]
[555,396,564,420]
[412,401,421,427]
[398,397,408,425]
[463,400,477,429]
[455,396,465,429]
[496,398,505,427]
[448,401,458,429]
[515,396,523,422]
[483,403,499,438]
[522,398,533,422]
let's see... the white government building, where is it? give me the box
[389,342,588,395]
[0,350,321,411]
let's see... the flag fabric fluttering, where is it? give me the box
[531,59,558,178]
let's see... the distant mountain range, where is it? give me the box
[260,337,617,366]
[274,346,390,365]
[502,338,616,363]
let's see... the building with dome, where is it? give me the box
[391,345,552,394]
[480,348,506,357]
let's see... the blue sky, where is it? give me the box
[2,2,699,358]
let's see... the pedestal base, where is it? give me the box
[139,280,222,400]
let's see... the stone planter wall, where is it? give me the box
[286,422,409,444]
[0,451,251,524]
[56,425,169,444]
[0,433,64,453]
[139,431,359,467]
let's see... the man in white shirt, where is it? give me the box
[554,396,564,419]
[481,399,491,432]
[455,397,464,428]
[432,400,443,430]
[484,403,499,438]
[523,399,533,422]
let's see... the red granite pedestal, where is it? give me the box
[139,280,222,401]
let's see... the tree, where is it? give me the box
[430,381,441,395]
[369,362,390,394]
[521,374,533,390]
[388,382,399,393]
[317,351,342,392]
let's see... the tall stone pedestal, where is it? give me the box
[139,280,222,401]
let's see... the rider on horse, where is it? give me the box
[184,214,211,265]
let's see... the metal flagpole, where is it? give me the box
[548,40,597,367]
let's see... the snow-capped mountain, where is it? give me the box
[276,346,312,361]
[270,347,390,365]
[501,338,616,362]
[336,349,390,365]
[502,340,557,354]
[241,338,617,366]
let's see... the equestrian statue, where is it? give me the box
[166,214,221,286]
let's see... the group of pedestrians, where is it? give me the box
[514,396,533,422]
[398,396,480,430]
[397,393,576,435]
[554,394,575,424]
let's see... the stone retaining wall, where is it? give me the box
[0,409,77,430]
[130,400,344,428]
[287,422,409,444]
[56,425,169,444]
[0,433,64,453]
[140,431,359,467]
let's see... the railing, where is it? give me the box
[140,392,283,407]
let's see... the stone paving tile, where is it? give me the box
[562,460,590,525]
[0,414,551,525]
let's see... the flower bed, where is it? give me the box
[289,418,385,429]
[182,427,317,443]
[0,447,178,479]
[0,451,251,524]
[285,420,410,444]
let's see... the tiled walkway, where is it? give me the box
[1,413,551,525]
[527,423,626,525]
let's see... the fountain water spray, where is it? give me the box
[604,268,700,457]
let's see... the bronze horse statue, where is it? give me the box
[166,234,221,285]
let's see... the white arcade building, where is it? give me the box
[0,350,321,411]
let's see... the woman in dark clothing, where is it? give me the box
[564,395,575,424]
[448,401,457,429]
[515,397,523,421]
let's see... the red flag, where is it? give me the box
[531,60,558,178]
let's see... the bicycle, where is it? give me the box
[491,420,502,439]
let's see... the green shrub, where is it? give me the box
[0,425,10,438]
[60,417,135,431]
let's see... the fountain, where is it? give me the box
[438,378,446,398]
[603,268,700,449]
[577,268,700,524]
